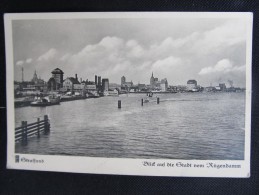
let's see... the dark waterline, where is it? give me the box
[15,92,245,160]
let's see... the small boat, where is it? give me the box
[104,90,119,96]
[144,99,149,103]
[30,95,60,106]
[60,92,85,101]
[87,91,100,98]
[147,92,153,97]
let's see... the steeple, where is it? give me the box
[150,71,155,86]
[33,70,38,79]
[32,69,38,83]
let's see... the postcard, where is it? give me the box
[5,12,253,177]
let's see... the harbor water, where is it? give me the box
[15,92,245,160]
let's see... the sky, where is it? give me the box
[12,16,248,87]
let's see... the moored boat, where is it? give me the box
[144,99,149,103]
[30,95,60,106]
[87,91,100,98]
[104,89,119,96]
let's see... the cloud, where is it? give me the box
[126,40,144,58]
[60,30,244,84]
[16,60,24,66]
[191,20,246,55]
[147,20,246,58]
[32,19,246,85]
[199,59,245,75]
[149,56,183,81]
[61,36,186,82]
[60,53,71,61]
[153,32,200,52]
[13,18,248,87]
[99,36,124,49]
[25,58,32,63]
[152,56,182,70]
[37,48,57,61]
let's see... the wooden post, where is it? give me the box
[118,100,121,109]
[44,115,49,134]
[141,98,143,106]
[22,121,28,145]
[21,121,25,144]
[157,97,160,104]
[25,121,28,143]
[37,118,40,138]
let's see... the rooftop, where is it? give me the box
[65,77,80,84]
[51,68,64,74]
[187,80,197,84]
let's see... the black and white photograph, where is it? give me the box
[5,12,252,177]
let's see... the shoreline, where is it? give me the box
[14,90,245,108]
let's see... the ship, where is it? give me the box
[103,89,119,96]
[30,95,60,106]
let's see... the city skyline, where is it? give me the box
[13,17,247,87]
[16,68,242,89]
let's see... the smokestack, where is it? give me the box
[80,78,82,83]
[21,67,24,82]
[75,74,78,81]
[95,75,97,85]
[98,76,101,86]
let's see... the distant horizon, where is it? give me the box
[14,69,244,88]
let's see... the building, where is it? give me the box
[95,75,98,85]
[121,76,126,86]
[98,76,102,86]
[150,72,161,89]
[150,72,155,88]
[29,70,45,91]
[78,80,96,95]
[121,76,133,91]
[51,68,64,87]
[154,81,161,90]
[31,70,38,84]
[161,78,168,92]
[73,83,85,91]
[31,70,43,85]
[48,78,57,91]
[85,84,97,91]
[48,68,64,91]
[129,86,138,92]
[215,86,221,91]
[219,83,227,91]
[138,84,146,91]
[63,74,80,91]
[204,86,216,92]
[187,80,197,91]
[102,78,109,91]
[121,76,133,87]
[110,83,121,91]
[168,85,177,92]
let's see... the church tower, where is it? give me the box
[121,76,126,86]
[32,70,38,84]
[150,72,155,87]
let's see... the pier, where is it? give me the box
[15,115,50,145]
